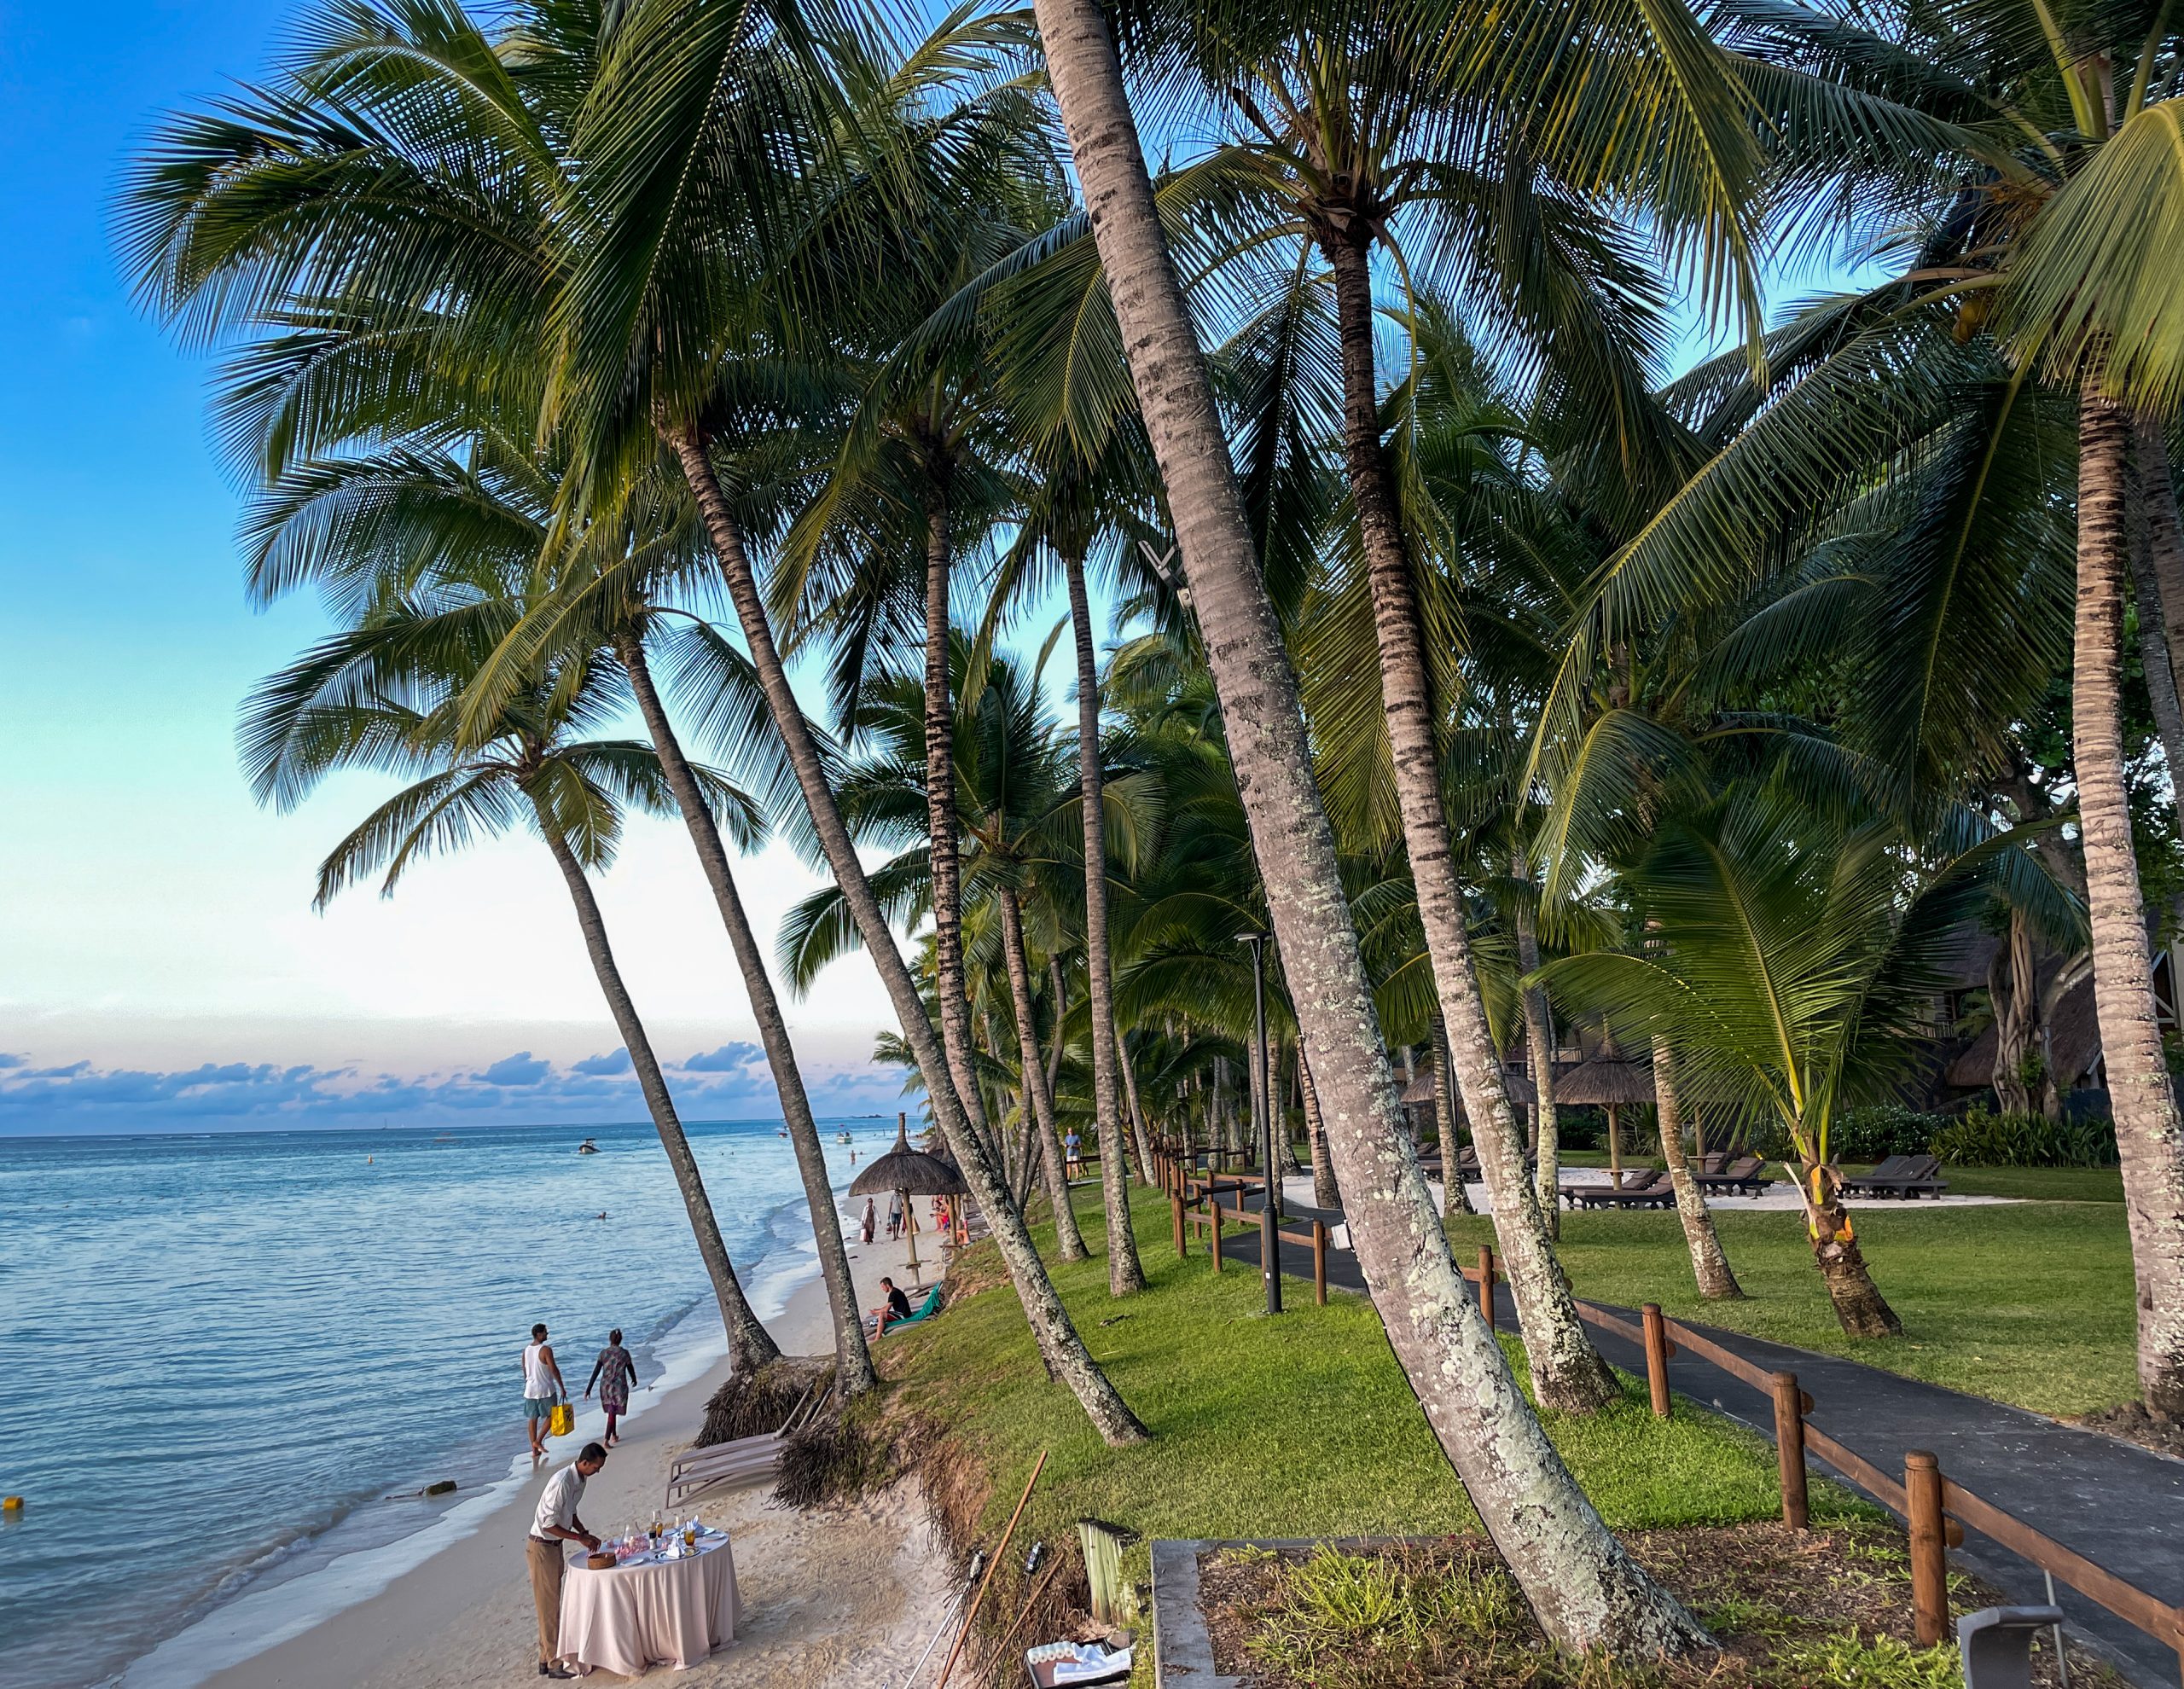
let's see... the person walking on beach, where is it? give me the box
[521,1324,566,1460]
[583,1330,641,1448]
[528,1442,607,1678]
[886,1193,903,1240]
[860,1197,877,1244]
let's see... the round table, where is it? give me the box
[558,1532,739,1675]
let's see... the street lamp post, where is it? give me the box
[1237,932,1281,1314]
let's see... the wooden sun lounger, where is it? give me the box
[664,1378,828,1507]
[1560,1169,1676,1210]
[1693,1153,1773,1197]
[1841,1153,1949,1199]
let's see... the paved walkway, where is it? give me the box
[1199,1186,2184,1687]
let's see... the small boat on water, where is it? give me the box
[577,1138,601,1155]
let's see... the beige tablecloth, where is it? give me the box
[558,1533,738,1675]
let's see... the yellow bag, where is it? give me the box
[549,1401,575,1437]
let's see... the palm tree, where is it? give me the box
[122,0,1144,1444]
[564,0,1149,1440]
[241,581,784,1378]
[1547,783,2073,1334]
[1714,0,2184,1419]
[778,644,1097,1262]
[991,0,1712,1551]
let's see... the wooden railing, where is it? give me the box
[1147,1142,2184,1680]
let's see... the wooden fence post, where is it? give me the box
[1641,1303,1671,1417]
[1477,1245,1496,1332]
[1208,1204,1222,1273]
[1312,1221,1328,1305]
[1906,1450,1948,1646]
[1260,1204,1282,1315]
[1171,1192,1187,1259]
[1771,1372,1809,1530]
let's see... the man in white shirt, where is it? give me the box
[528,1442,607,1678]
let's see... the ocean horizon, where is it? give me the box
[0,1112,876,1689]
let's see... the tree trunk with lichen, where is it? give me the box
[1652,1041,1741,1300]
[668,428,1147,1445]
[1321,229,1613,1413]
[1024,0,1708,1644]
[998,886,1089,1262]
[615,633,875,1393]
[2077,391,2184,1417]
[538,814,780,1378]
[1063,546,1148,1290]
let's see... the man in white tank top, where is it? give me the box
[521,1323,566,1460]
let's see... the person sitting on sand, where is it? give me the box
[867,1275,915,1337]
[583,1329,642,1448]
[529,1442,607,1679]
[521,1324,567,1460]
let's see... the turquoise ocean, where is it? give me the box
[0,1116,876,1689]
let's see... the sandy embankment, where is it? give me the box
[198,1216,953,1689]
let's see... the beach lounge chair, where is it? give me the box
[868,1284,944,1338]
[1694,1153,1772,1197]
[1842,1153,1949,1199]
[664,1378,828,1506]
[1560,1168,1676,1210]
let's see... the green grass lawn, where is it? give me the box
[879,1186,1865,1634]
[1446,1179,2137,1417]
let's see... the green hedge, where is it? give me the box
[1930,1106,2119,1168]
[1743,1102,2117,1167]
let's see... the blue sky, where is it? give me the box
[0,0,903,1131]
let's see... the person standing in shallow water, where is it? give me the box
[583,1329,642,1448]
[520,1324,566,1460]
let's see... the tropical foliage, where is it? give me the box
[125,0,2184,1651]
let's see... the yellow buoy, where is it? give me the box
[3,1496,23,1511]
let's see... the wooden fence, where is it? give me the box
[1148,1145,2184,1681]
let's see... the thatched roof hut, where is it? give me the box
[849,1117,968,1199]
[1554,1057,1656,1106]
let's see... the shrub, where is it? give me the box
[1832,1106,1949,1163]
[1931,1106,2118,1168]
[1553,1107,1602,1151]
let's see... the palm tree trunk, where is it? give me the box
[1064,545,1147,1289]
[2135,415,2184,737]
[2076,389,2184,1418]
[1299,1050,1339,1206]
[615,633,876,1393]
[1023,2,1705,1647]
[1651,1042,1741,1300]
[1799,1160,1901,1338]
[668,428,1148,1445]
[998,886,1090,1260]
[1323,232,1615,1412]
[921,495,1001,1170]
[1431,1013,1472,1216]
[1514,881,1562,1241]
[537,816,779,1378]
[1118,1030,1156,1179]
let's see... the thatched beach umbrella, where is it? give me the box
[1554,1058,1655,1187]
[849,1112,967,1282]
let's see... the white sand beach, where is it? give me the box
[170,1222,951,1689]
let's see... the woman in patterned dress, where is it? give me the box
[584,1330,641,1447]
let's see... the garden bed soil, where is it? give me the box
[2071,1401,2184,1462]
[1195,1521,2127,1687]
